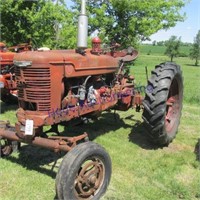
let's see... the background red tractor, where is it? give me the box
[0,0,183,199]
[0,42,17,103]
[0,42,32,103]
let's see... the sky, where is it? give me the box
[149,0,200,43]
[65,0,200,43]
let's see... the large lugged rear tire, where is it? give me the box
[142,62,183,146]
[56,141,112,200]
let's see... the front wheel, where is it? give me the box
[142,62,183,146]
[56,141,112,200]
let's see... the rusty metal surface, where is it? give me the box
[0,73,17,89]
[0,51,15,66]
[106,49,138,62]
[133,93,143,106]
[13,40,140,141]
[0,129,70,152]
[0,121,88,152]
[75,157,105,199]
[14,49,119,78]
[16,80,135,127]
[0,42,33,102]
[0,42,15,69]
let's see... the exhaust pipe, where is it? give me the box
[77,0,88,49]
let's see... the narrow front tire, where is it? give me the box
[56,141,112,200]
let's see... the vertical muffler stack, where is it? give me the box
[77,0,88,49]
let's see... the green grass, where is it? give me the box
[0,46,200,200]
[139,44,166,55]
[140,44,191,57]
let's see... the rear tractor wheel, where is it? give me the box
[142,62,183,146]
[56,141,112,200]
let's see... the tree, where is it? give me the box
[190,30,200,66]
[72,0,186,47]
[165,36,181,62]
[152,40,157,46]
[0,0,77,49]
[157,41,165,46]
[0,0,188,49]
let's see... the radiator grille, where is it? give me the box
[16,67,51,111]
[15,66,20,77]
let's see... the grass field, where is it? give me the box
[139,44,192,57]
[0,46,200,200]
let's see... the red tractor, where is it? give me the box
[0,42,32,103]
[0,1,183,199]
[0,42,17,103]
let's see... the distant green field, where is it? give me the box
[0,47,199,200]
[139,44,192,57]
[139,44,166,55]
[132,53,200,105]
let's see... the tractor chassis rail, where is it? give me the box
[0,120,88,153]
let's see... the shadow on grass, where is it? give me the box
[128,121,161,150]
[4,111,159,180]
[5,145,62,179]
[194,138,200,162]
[0,101,18,114]
[60,112,160,150]
[185,64,200,67]
[59,112,133,140]
[4,112,131,179]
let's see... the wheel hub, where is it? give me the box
[74,158,105,199]
[165,77,181,134]
[89,175,97,185]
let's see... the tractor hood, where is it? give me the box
[13,49,121,77]
[14,49,119,68]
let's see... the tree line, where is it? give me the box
[1,0,187,48]
[1,0,199,65]
[160,31,199,66]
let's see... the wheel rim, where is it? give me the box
[74,157,105,199]
[165,76,181,134]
